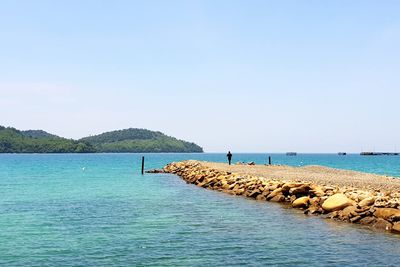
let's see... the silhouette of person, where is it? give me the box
[227,151,233,165]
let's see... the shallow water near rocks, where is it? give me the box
[1,153,400,266]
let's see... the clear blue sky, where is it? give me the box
[1,0,399,152]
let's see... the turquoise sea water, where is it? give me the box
[1,153,400,266]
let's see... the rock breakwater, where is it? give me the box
[164,160,400,234]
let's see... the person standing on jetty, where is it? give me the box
[227,151,233,165]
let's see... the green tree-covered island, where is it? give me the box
[0,126,203,153]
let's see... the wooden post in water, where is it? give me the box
[141,156,145,175]
[268,156,272,165]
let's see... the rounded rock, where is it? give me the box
[358,197,375,207]
[374,208,400,221]
[292,196,310,208]
[322,193,352,212]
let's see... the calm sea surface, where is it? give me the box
[1,153,400,266]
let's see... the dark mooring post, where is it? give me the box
[268,156,272,165]
[141,156,145,175]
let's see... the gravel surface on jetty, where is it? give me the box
[163,160,400,235]
[203,162,400,191]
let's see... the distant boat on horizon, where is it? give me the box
[286,152,297,156]
[338,152,347,156]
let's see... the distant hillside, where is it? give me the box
[0,127,94,153]
[21,130,59,139]
[80,128,203,153]
[0,126,203,153]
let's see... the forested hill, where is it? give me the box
[20,130,59,139]
[0,126,94,153]
[0,126,203,153]
[80,128,203,153]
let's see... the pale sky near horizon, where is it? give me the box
[1,0,400,153]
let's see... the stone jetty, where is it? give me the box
[163,160,400,234]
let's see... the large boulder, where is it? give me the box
[292,196,310,208]
[256,195,267,201]
[339,206,357,221]
[267,188,283,200]
[374,208,400,221]
[247,189,261,198]
[359,216,376,225]
[281,183,304,194]
[270,194,285,202]
[267,183,280,191]
[341,206,357,216]
[233,188,245,195]
[373,218,393,231]
[322,193,352,212]
[358,197,375,207]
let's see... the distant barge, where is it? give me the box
[361,152,399,156]
[338,152,347,156]
[286,152,297,156]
